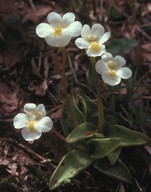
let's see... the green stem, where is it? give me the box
[90,57,105,131]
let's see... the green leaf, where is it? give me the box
[107,147,121,165]
[104,124,150,146]
[61,95,85,136]
[84,98,98,123]
[49,150,93,190]
[78,95,98,124]
[94,159,133,183]
[78,96,87,118]
[108,37,137,55]
[87,138,121,159]
[66,122,103,143]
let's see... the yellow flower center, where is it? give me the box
[109,69,116,78]
[91,42,100,52]
[28,120,36,132]
[107,60,115,69]
[53,27,62,36]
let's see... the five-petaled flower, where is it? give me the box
[75,24,110,57]
[36,12,82,47]
[13,103,53,141]
[95,52,132,86]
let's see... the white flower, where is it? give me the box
[36,12,82,47]
[75,24,110,57]
[13,103,53,141]
[95,52,132,86]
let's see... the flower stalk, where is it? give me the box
[90,57,105,131]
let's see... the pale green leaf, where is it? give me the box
[107,147,121,165]
[66,122,103,143]
[104,125,150,146]
[49,150,93,190]
[87,138,121,159]
[78,95,98,123]
[61,96,85,136]
[94,159,133,183]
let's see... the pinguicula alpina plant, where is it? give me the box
[13,11,150,191]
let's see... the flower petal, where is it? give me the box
[62,28,72,38]
[45,34,71,47]
[99,32,110,44]
[36,23,52,38]
[37,104,46,117]
[22,128,42,141]
[95,60,108,75]
[34,116,53,132]
[81,24,91,40]
[62,12,75,26]
[67,21,82,37]
[86,45,106,57]
[102,74,121,86]
[75,38,89,49]
[113,56,126,66]
[45,35,58,47]
[101,52,113,62]
[116,67,132,79]
[47,12,61,26]
[91,24,105,39]
[24,103,36,113]
[13,113,28,129]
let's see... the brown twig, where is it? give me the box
[0,138,56,169]
[136,26,151,41]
